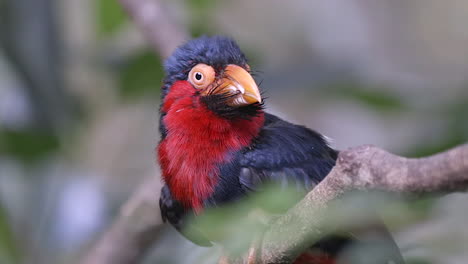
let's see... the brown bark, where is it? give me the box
[259,144,468,263]
[80,177,162,264]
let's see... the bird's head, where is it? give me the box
[161,36,263,121]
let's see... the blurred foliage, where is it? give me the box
[0,129,59,164]
[118,51,164,99]
[96,0,127,36]
[406,259,432,264]
[328,82,405,112]
[404,197,436,219]
[407,96,468,157]
[186,0,218,36]
[189,187,435,263]
[0,204,19,264]
[408,135,466,158]
[189,184,303,256]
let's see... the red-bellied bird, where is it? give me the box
[158,36,405,264]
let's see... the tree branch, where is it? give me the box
[80,177,163,264]
[117,0,189,58]
[259,144,468,263]
[79,1,189,264]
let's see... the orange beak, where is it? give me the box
[209,64,262,106]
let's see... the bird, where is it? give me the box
[158,35,405,264]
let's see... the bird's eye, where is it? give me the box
[188,63,215,89]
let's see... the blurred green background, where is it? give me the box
[1,0,468,263]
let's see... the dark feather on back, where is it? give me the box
[204,113,337,207]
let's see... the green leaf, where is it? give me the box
[186,0,218,36]
[118,51,164,99]
[0,129,60,164]
[96,0,127,36]
[405,258,432,264]
[188,184,304,256]
[407,96,468,157]
[330,83,405,112]
[0,204,19,264]
[407,135,466,158]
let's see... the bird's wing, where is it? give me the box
[238,113,337,193]
[237,113,405,264]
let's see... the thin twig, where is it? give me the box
[117,0,189,58]
[80,177,163,264]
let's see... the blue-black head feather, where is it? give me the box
[159,36,258,138]
[162,35,248,97]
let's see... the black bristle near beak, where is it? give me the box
[201,93,264,120]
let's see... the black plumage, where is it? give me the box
[160,112,338,247]
[158,35,405,263]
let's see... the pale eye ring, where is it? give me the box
[188,63,215,89]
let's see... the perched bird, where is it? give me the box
[158,36,404,264]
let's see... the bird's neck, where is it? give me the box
[158,81,264,211]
